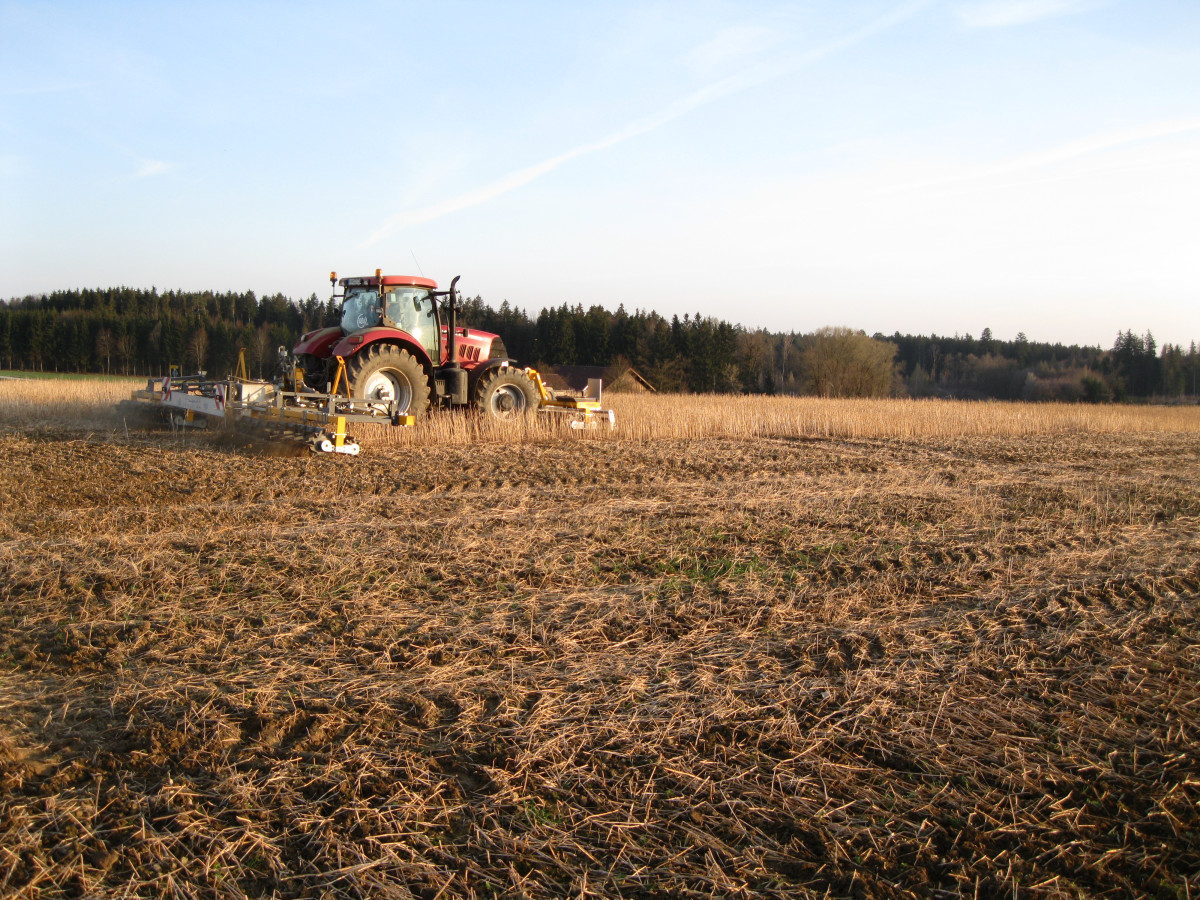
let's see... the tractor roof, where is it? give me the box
[341,274,438,290]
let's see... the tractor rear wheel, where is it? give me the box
[475,367,540,421]
[346,345,430,419]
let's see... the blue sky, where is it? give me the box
[2,0,1198,347]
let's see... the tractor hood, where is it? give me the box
[441,325,502,367]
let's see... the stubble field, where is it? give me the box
[1,379,1198,898]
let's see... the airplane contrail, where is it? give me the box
[885,116,1200,194]
[359,0,933,248]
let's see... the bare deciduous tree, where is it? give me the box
[115,333,135,375]
[190,328,209,374]
[95,328,113,375]
[251,324,271,379]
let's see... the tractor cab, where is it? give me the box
[339,277,440,362]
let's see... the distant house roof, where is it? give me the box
[543,364,656,394]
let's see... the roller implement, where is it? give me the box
[127,355,393,455]
[125,271,614,454]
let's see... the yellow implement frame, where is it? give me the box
[524,368,615,428]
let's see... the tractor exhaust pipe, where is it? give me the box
[443,275,467,404]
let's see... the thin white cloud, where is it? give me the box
[0,82,88,97]
[888,116,1200,193]
[361,0,933,247]
[133,159,175,178]
[955,0,1102,28]
[686,25,779,77]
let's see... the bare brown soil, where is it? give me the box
[1,419,1198,898]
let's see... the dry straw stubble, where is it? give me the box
[0,376,1198,898]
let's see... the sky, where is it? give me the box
[2,0,1198,348]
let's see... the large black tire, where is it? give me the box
[475,367,540,421]
[346,344,430,420]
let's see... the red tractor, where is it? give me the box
[290,271,540,421]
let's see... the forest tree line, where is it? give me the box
[2,286,1197,402]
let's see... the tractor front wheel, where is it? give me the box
[475,367,540,421]
[346,345,430,419]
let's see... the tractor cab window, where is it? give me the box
[384,286,438,360]
[341,288,382,333]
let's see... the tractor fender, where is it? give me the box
[293,326,343,359]
[331,329,434,373]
